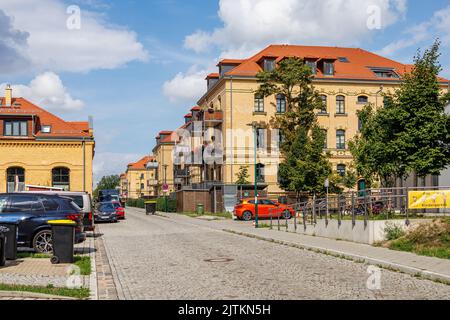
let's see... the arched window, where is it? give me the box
[52,167,70,191]
[337,164,346,177]
[276,94,286,113]
[336,95,345,114]
[319,95,327,114]
[336,130,346,150]
[357,95,368,104]
[254,94,264,112]
[7,167,25,192]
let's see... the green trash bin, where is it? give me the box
[196,203,204,215]
[48,220,76,264]
[0,227,7,267]
[145,200,157,215]
[0,222,18,260]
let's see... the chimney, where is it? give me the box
[5,84,12,107]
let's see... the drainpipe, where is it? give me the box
[83,138,86,192]
[230,76,233,183]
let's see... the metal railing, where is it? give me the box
[267,186,449,231]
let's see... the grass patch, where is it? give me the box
[383,218,450,259]
[73,256,91,275]
[0,283,90,299]
[17,252,51,259]
[180,211,233,219]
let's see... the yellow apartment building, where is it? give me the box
[124,155,158,199]
[0,86,95,194]
[195,45,450,196]
[152,131,176,195]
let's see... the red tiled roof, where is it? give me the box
[217,59,244,66]
[0,97,92,138]
[190,106,201,111]
[206,73,219,79]
[184,113,192,118]
[127,155,155,170]
[222,44,450,82]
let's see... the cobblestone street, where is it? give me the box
[97,208,450,300]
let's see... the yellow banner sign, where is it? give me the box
[408,190,450,209]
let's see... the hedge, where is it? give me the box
[126,197,176,212]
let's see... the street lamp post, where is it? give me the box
[324,178,329,224]
[247,122,259,228]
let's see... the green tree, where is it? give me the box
[257,57,332,200]
[235,165,250,185]
[94,175,120,198]
[350,40,450,186]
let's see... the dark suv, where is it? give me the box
[0,193,86,253]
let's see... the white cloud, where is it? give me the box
[163,66,210,103]
[93,152,141,186]
[379,4,450,56]
[0,0,148,73]
[165,0,407,104]
[184,0,407,58]
[0,72,84,113]
[0,9,30,73]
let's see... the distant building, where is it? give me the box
[125,155,158,199]
[152,131,176,196]
[0,85,95,194]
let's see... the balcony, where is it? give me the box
[174,168,190,178]
[204,109,223,126]
[147,179,158,186]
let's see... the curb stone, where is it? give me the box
[223,229,450,285]
[0,290,79,300]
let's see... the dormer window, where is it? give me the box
[4,120,27,137]
[41,125,52,133]
[370,68,399,78]
[207,78,218,90]
[263,58,276,72]
[306,60,317,74]
[323,61,334,76]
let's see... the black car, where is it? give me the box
[0,193,86,253]
[94,202,118,223]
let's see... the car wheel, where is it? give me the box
[33,230,53,253]
[242,211,253,221]
[282,210,292,219]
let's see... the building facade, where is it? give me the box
[0,86,95,194]
[125,155,158,199]
[193,45,450,196]
[152,131,176,195]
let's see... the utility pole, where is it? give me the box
[163,164,168,212]
[247,121,259,228]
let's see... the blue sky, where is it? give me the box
[1,0,450,184]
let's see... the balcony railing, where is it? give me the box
[174,168,190,178]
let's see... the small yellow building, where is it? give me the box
[0,86,95,194]
[124,155,158,199]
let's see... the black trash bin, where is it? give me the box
[145,200,157,215]
[48,220,76,264]
[0,227,7,267]
[0,222,18,261]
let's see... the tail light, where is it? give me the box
[66,214,81,221]
[88,212,93,221]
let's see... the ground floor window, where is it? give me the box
[52,167,70,191]
[6,167,25,192]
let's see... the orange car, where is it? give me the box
[234,198,295,221]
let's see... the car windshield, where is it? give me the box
[70,201,82,211]
[99,203,114,211]
[112,202,120,209]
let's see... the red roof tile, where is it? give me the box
[222,44,450,82]
[184,113,192,118]
[190,106,201,111]
[0,97,92,138]
[206,73,219,79]
[127,155,155,170]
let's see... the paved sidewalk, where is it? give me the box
[0,233,94,289]
[153,210,450,284]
